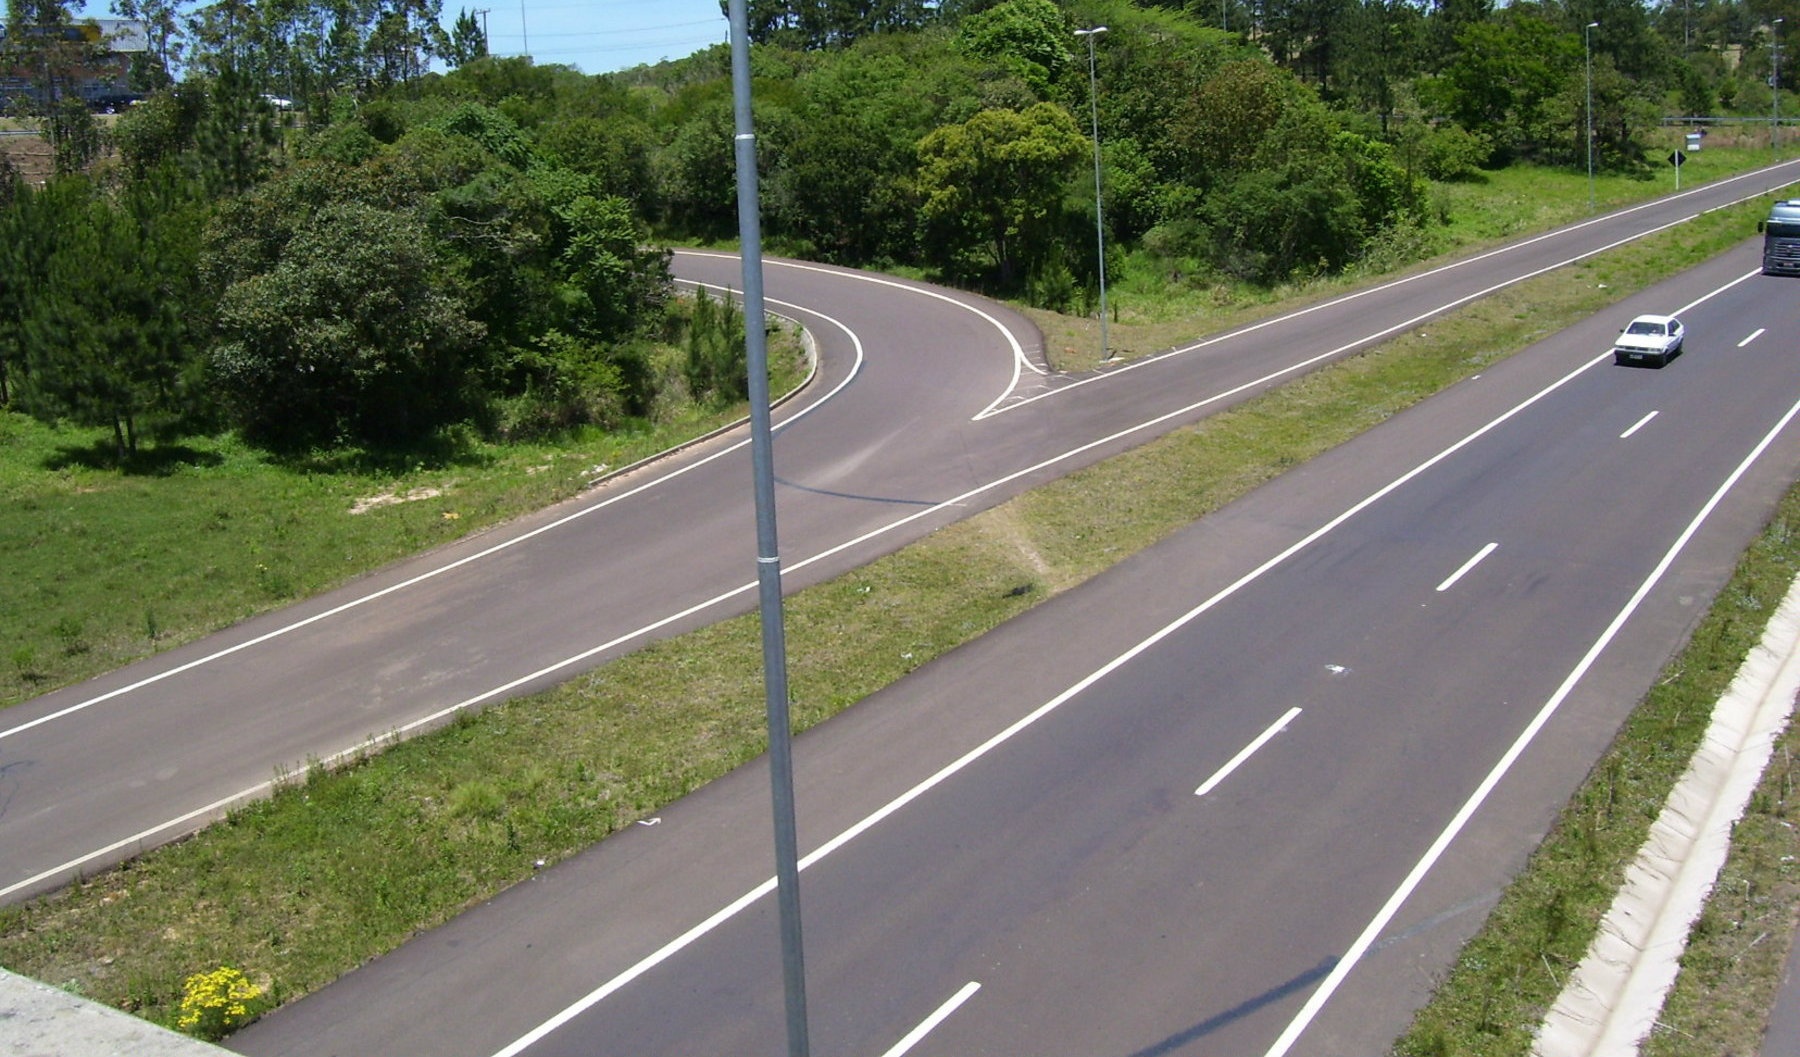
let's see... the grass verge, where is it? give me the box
[1393,485,1800,1055]
[0,330,809,710]
[0,185,1783,1038]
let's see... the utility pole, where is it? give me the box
[1585,21,1599,213]
[1074,25,1111,361]
[725,1,810,1054]
[1776,19,1785,154]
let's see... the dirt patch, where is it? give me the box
[0,131,53,186]
[349,487,442,515]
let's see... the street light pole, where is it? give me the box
[1776,18,1785,153]
[725,2,809,1055]
[1074,25,1110,361]
[1586,21,1599,213]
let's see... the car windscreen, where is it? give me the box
[1626,321,1664,335]
[1768,220,1800,238]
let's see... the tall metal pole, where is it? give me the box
[1776,19,1785,154]
[1075,25,1110,361]
[724,2,809,1055]
[1586,21,1599,213]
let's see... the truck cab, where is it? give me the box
[1759,200,1800,275]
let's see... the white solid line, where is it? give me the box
[680,251,1041,417]
[1260,394,1800,1057]
[985,163,1800,420]
[489,268,1675,1057]
[1195,707,1303,797]
[1621,411,1659,439]
[1436,542,1500,593]
[0,293,862,747]
[880,981,982,1057]
[1739,327,1765,347]
[488,878,780,1057]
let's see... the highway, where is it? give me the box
[229,198,1800,1052]
[0,164,1797,1054]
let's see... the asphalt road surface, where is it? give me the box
[4,166,1800,1055]
[228,190,1800,1052]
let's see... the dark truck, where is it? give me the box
[1760,200,1800,275]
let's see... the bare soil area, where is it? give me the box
[0,130,53,185]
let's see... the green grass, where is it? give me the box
[0,334,809,709]
[1394,488,1800,1057]
[0,153,1786,1039]
[1040,125,1780,372]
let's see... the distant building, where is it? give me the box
[0,18,149,111]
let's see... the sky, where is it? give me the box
[460,0,729,73]
[68,0,733,76]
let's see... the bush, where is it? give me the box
[175,965,264,1040]
[683,288,748,405]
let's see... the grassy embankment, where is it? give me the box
[0,337,811,709]
[0,132,1794,1042]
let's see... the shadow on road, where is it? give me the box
[1122,955,1338,1057]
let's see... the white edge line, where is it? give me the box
[1740,327,1766,348]
[679,251,1039,418]
[0,294,861,746]
[488,877,780,1057]
[983,164,1800,421]
[879,981,982,1057]
[11,248,1766,898]
[1436,542,1499,593]
[486,263,1670,1057]
[1259,428,1800,1051]
[1195,707,1303,797]
[981,212,1693,426]
[1621,411,1659,440]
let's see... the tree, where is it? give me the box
[11,174,209,458]
[446,7,486,67]
[2,0,107,162]
[209,200,484,447]
[730,0,937,49]
[1425,11,1580,164]
[915,101,1087,287]
[365,0,445,88]
[1162,59,1298,188]
[193,62,280,195]
[653,96,744,239]
[1335,0,1424,132]
[45,94,100,174]
[0,155,29,405]
[953,0,1071,100]
[1261,0,1353,85]
[109,0,182,89]
[110,81,206,178]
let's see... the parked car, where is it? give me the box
[1613,314,1685,367]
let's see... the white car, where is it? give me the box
[1613,314,1685,367]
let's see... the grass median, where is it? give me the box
[0,179,1783,1039]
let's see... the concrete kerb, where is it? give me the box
[1536,571,1800,1056]
[579,282,821,492]
[0,966,230,1056]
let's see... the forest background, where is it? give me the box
[3,0,1799,1048]
[2,0,1779,462]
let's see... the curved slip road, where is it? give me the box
[0,255,1041,904]
[234,225,1800,1057]
[4,162,1800,943]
